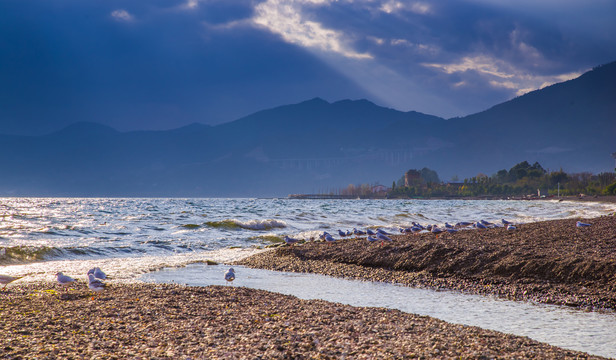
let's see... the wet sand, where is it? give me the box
[0,283,606,359]
[239,215,616,311]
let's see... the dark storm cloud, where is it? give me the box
[1,0,614,134]
[0,0,368,134]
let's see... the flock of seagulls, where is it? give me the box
[54,267,108,298]
[299,219,521,245]
[281,217,594,247]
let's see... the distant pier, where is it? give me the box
[288,194,386,199]
[288,194,359,199]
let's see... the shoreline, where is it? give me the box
[238,215,616,311]
[0,282,607,359]
[286,194,616,204]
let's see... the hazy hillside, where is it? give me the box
[0,61,614,196]
[442,61,616,177]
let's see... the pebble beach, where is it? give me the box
[0,283,607,359]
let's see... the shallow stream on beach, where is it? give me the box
[142,263,616,359]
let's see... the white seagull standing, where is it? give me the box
[324,233,336,244]
[224,268,235,284]
[367,235,379,243]
[87,273,106,297]
[0,274,24,289]
[283,235,300,246]
[56,272,76,292]
[376,233,393,246]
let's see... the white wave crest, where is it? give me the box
[207,219,287,230]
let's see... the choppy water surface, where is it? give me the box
[0,197,614,281]
[143,264,616,358]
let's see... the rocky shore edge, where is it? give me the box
[237,215,616,311]
[0,283,607,359]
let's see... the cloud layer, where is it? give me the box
[0,0,614,134]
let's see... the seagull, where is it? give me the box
[410,226,422,234]
[446,228,458,234]
[224,268,235,283]
[338,229,347,237]
[480,220,493,226]
[475,222,487,229]
[324,233,337,244]
[283,235,301,246]
[501,219,513,225]
[87,273,106,297]
[431,226,444,237]
[87,267,107,280]
[576,221,591,227]
[0,274,23,289]
[353,228,366,236]
[377,233,392,242]
[456,221,472,227]
[507,225,516,231]
[376,233,393,245]
[376,228,392,235]
[366,229,376,236]
[56,272,76,289]
[367,235,379,243]
[400,227,413,234]
[444,223,454,229]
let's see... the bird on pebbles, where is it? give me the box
[87,273,106,298]
[87,267,108,280]
[376,233,393,246]
[283,235,301,246]
[56,272,77,294]
[0,274,24,290]
[367,235,379,243]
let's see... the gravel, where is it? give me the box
[0,283,605,359]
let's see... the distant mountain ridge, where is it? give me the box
[0,61,614,196]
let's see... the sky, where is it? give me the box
[1,0,615,135]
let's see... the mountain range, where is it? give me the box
[1,61,615,197]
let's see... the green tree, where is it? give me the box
[509,161,531,180]
[605,181,616,195]
[420,167,440,184]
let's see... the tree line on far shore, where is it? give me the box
[335,161,616,198]
[388,161,616,198]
